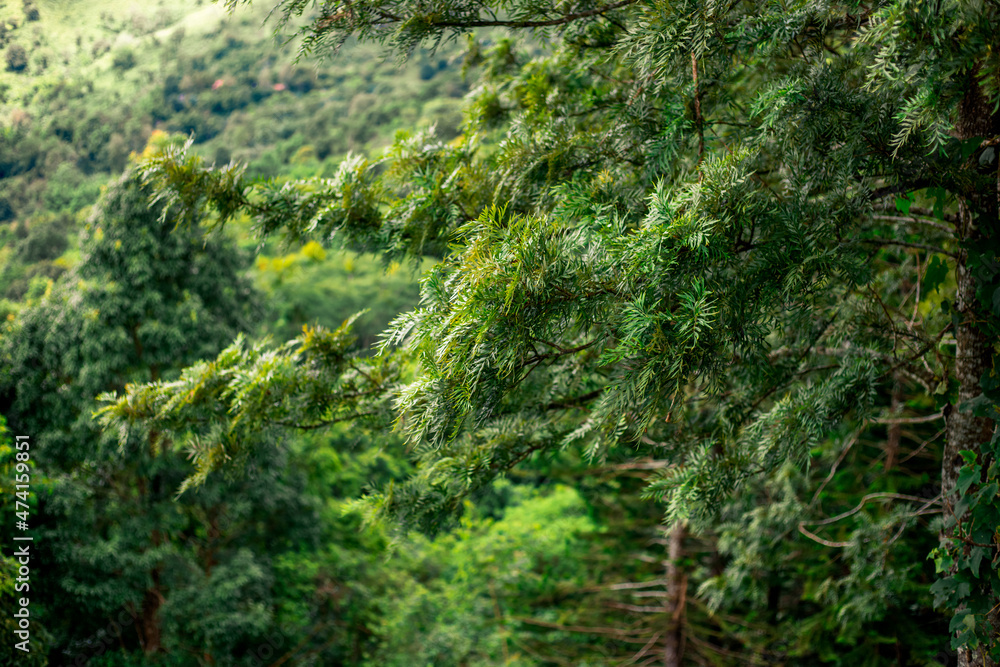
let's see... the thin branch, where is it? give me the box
[508,636,574,666]
[952,532,1000,550]
[797,523,853,548]
[867,179,934,202]
[595,579,669,592]
[523,338,600,364]
[867,283,901,357]
[872,202,958,224]
[685,632,770,665]
[872,214,952,235]
[617,632,662,667]
[545,388,604,411]
[871,411,944,425]
[859,238,957,258]
[605,602,668,613]
[272,411,378,430]
[811,426,865,506]
[899,427,946,464]
[594,458,672,472]
[886,494,943,546]
[418,0,640,28]
[512,616,648,637]
[805,492,938,528]
[875,325,950,389]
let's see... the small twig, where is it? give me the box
[617,632,662,667]
[798,523,853,548]
[605,602,667,613]
[871,411,944,425]
[868,180,934,202]
[859,238,958,258]
[512,616,648,637]
[272,411,378,430]
[545,388,604,411]
[899,427,946,464]
[812,425,866,506]
[593,458,672,471]
[685,632,771,664]
[909,251,922,328]
[806,492,938,528]
[868,284,900,357]
[872,214,953,234]
[886,494,943,546]
[872,202,958,224]
[598,579,669,592]
[523,338,600,364]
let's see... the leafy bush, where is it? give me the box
[43,163,103,213]
[5,43,26,71]
[13,214,70,263]
[0,197,14,223]
[22,0,38,22]
[111,47,135,71]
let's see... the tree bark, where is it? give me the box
[663,521,686,667]
[944,70,999,667]
[946,258,996,667]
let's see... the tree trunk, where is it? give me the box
[945,259,996,667]
[944,70,999,667]
[139,562,163,654]
[663,521,686,667]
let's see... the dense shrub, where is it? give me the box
[23,0,39,22]
[14,214,70,262]
[5,43,26,71]
[0,198,14,223]
[111,47,136,71]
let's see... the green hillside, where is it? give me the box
[0,0,467,307]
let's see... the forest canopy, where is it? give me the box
[2,0,999,665]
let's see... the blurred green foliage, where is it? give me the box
[4,0,995,664]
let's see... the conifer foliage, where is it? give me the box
[103,0,999,663]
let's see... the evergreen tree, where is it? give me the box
[102,0,1000,663]
[0,166,322,664]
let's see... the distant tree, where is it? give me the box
[5,44,26,72]
[0,197,14,223]
[0,166,320,662]
[22,1,39,22]
[418,62,436,80]
[111,47,136,71]
[13,215,70,263]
